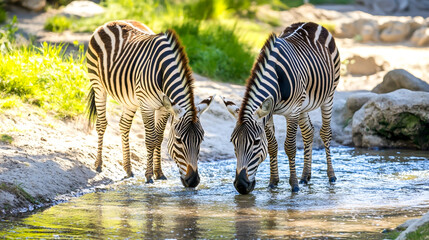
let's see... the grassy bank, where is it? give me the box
[1,19,88,118]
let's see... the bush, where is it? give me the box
[172,21,255,83]
[44,15,72,33]
[0,6,6,24]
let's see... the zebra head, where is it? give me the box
[223,97,273,194]
[163,95,214,188]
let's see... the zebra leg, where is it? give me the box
[265,117,279,188]
[320,100,337,183]
[298,112,314,185]
[141,108,157,184]
[285,114,300,192]
[94,87,107,173]
[153,110,170,180]
[119,106,137,178]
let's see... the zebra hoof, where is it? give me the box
[291,186,300,193]
[95,166,102,173]
[155,175,167,180]
[299,179,308,184]
[146,177,154,184]
[268,183,277,189]
[329,176,337,183]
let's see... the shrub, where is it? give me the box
[44,15,72,33]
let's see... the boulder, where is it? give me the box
[352,89,429,149]
[410,26,429,46]
[61,1,105,18]
[413,0,429,10]
[335,19,379,41]
[345,55,387,75]
[372,69,429,93]
[379,21,411,42]
[346,92,378,114]
[373,0,398,13]
[21,0,46,11]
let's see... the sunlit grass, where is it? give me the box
[0,42,88,118]
[44,15,72,33]
[0,134,13,144]
[43,0,273,83]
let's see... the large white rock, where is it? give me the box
[372,69,429,93]
[62,0,105,18]
[21,0,46,11]
[352,89,429,149]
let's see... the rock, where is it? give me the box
[335,19,379,41]
[379,21,411,42]
[373,0,398,13]
[397,211,429,240]
[62,1,105,18]
[397,0,409,11]
[410,26,429,46]
[346,92,378,114]
[408,16,426,32]
[352,89,429,149]
[21,0,46,11]
[413,0,429,10]
[346,55,387,75]
[372,69,429,93]
[396,218,419,231]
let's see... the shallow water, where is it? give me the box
[1,147,429,239]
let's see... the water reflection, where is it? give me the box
[1,147,428,239]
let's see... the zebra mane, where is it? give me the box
[239,33,277,123]
[164,29,197,122]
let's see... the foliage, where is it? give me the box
[44,15,72,33]
[0,134,13,144]
[172,20,255,83]
[0,5,6,24]
[0,21,88,119]
[0,16,18,53]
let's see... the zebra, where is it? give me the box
[222,22,340,194]
[86,20,214,187]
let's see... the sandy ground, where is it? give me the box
[1,4,429,216]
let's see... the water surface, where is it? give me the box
[1,147,429,239]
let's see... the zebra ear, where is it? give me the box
[163,95,184,118]
[196,95,215,117]
[221,96,239,120]
[255,97,273,120]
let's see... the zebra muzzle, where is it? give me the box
[181,165,200,188]
[234,169,256,194]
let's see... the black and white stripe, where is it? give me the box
[223,22,340,193]
[86,20,213,187]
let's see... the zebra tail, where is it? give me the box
[86,86,97,128]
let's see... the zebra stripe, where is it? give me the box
[226,22,340,193]
[86,20,206,186]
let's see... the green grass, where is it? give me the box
[0,37,88,118]
[0,182,38,204]
[0,134,13,144]
[43,0,273,84]
[44,15,72,33]
[0,6,6,24]
[406,222,429,239]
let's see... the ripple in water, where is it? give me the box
[1,147,428,239]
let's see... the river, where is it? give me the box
[1,147,428,239]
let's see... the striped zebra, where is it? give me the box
[222,22,340,194]
[86,20,214,187]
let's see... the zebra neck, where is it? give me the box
[240,72,279,123]
[160,59,195,118]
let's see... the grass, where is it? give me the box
[0,5,6,24]
[0,20,89,118]
[44,15,72,33]
[43,0,272,84]
[0,134,13,144]
[384,222,429,239]
[0,182,39,205]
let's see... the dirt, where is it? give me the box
[1,4,429,217]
